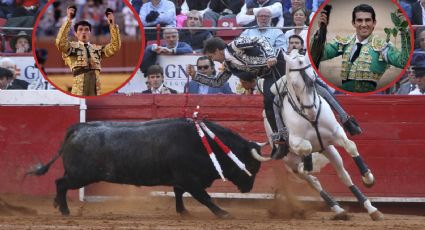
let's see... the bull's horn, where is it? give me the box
[251,148,271,162]
[255,142,268,147]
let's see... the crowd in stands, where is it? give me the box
[1,0,424,95]
[36,0,129,37]
[135,0,424,95]
[0,0,47,53]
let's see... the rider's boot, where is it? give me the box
[270,128,289,160]
[315,79,362,136]
[342,116,362,136]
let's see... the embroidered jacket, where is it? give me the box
[193,36,277,87]
[311,31,410,84]
[55,19,121,95]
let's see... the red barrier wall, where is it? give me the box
[1,94,424,200]
[83,94,425,200]
[0,106,80,196]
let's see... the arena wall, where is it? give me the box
[1,92,425,202]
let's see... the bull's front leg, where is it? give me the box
[174,187,189,216]
[184,186,231,219]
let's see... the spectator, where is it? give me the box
[409,52,425,95]
[181,0,210,14]
[139,0,176,27]
[282,0,312,32]
[416,30,425,51]
[0,0,14,18]
[284,7,308,50]
[237,0,283,27]
[240,8,287,50]
[0,66,13,90]
[185,56,233,94]
[0,57,28,89]
[123,5,139,36]
[397,66,418,94]
[140,0,176,41]
[203,0,244,27]
[283,0,313,12]
[10,31,31,53]
[175,6,187,28]
[142,64,177,94]
[140,27,193,74]
[179,10,213,53]
[412,0,425,25]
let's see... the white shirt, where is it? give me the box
[350,35,390,62]
[236,2,283,27]
[408,87,425,95]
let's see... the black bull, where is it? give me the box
[29,118,269,218]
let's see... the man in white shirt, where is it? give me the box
[236,0,283,27]
[240,8,287,50]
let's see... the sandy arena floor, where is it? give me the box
[1,192,425,230]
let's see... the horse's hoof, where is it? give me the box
[370,210,384,221]
[362,170,375,188]
[331,211,350,220]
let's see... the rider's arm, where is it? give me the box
[192,66,233,88]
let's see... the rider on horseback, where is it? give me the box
[186,36,361,160]
[271,34,362,159]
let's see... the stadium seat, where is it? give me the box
[216,18,242,40]
[202,19,213,27]
[0,18,7,27]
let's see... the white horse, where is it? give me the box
[263,49,383,220]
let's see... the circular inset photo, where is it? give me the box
[33,0,144,97]
[308,0,413,94]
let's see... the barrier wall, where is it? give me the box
[84,94,425,201]
[0,91,82,196]
[1,92,424,201]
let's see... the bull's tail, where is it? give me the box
[26,144,64,176]
[27,125,78,176]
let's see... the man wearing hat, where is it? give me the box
[56,6,121,96]
[10,31,31,53]
[409,51,425,95]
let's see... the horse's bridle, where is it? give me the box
[288,64,319,114]
[287,63,325,152]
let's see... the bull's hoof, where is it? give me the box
[216,210,233,219]
[362,170,375,188]
[60,208,70,216]
[53,197,59,209]
[331,211,350,221]
[177,209,191,217]
[370,210,384,221]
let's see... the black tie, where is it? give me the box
[350,43,362,63]
[84,44,91,59]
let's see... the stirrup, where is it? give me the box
[271,129,288,144]
[343,116,362,136]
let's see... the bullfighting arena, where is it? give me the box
[1,91,425,230]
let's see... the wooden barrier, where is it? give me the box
[1,92,424,201]
[84,94,425,201]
